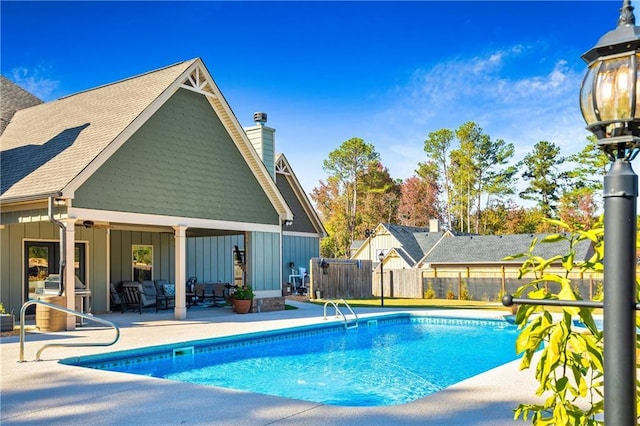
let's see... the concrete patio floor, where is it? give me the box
[0,299,542,425]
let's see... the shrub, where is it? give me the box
[424,281,436,299]
[446,284,455,300]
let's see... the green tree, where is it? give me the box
[422,129,454,231]
[357,162,401,234]
[519,141,567,217]
[319,138,380,257]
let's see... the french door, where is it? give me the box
[24,241,86,313]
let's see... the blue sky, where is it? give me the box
[0,1,626,197]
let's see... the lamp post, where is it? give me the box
[579,1,639,423]
[378,251,385,307]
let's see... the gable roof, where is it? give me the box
[0,75,43,135]
[0,58,293,221]
[275,153,327,237]
[423,233,594,265]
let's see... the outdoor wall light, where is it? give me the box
[579,0,639,423]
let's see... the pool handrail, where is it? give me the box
[323,299,359,329]
[19,299,120,362]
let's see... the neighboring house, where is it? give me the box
[420,233,596,280]
[352,221,599,299]
[351,220,456,269]
[0,58,322,326]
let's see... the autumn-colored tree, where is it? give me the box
[311,177,349,257]
[396,175,442,227]
[322,138,380,257]
[558,189,598,230]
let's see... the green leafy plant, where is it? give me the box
[233,285,255,300]
[0,302,6,314]
[506,217,607,425]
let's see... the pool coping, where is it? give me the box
[1,301,544,425]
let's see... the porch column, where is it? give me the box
[62,218,76,330]
[173,225,187,320]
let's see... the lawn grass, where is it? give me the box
[309,297,512,311]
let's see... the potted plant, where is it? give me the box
[233,285,254,314]
[0,302,14,332]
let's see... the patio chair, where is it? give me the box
[154,280,175,311]
[121,281,157,314]
[110,282,123,312]
[212,283,227,307]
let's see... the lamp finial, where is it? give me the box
[619,0,636,26]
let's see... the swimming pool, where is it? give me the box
[65,314,520,406]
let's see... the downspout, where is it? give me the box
[48,196,66,296]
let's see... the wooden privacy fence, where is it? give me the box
[372,268,604,301]
[309,258,372,299]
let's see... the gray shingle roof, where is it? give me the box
[382,223,448,266]
[0,60,196,201]
[424,233,594,264]
[0,75,43,135]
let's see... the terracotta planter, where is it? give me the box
[234,299,252,314]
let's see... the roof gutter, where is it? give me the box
[48,196,66,296]
[0,191,64,206]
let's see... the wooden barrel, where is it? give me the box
[36,296,67,331]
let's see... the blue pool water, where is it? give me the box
[68,315,520,406]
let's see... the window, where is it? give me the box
[132,245,153,281]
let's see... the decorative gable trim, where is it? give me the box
[180,66,216,98]
[275,154,326,237]
[62,58,292,222]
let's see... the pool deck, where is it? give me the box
[1,300,543,425]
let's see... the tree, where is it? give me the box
[311,176,349,257]
[519,141,566,217]
[422,129,454,231]
[319,138,380,257]
[357,162,401,234]
[396,175,441,227]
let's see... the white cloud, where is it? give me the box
[10,66,59,101]
[364,44,592,187]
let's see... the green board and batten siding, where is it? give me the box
[276,173,321,276]
[247,231,280,291]
[73,88,278,225]
[187,235,244,284]
[0,222,109,314]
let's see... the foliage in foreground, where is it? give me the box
[506,218,612,425]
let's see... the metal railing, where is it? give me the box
[323,299,359,330]
[19,299,120,362]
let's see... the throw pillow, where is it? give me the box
[163,284,175,296]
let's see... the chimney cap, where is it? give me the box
[253,112,267,124]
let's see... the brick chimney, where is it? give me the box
[244,112,275,179]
